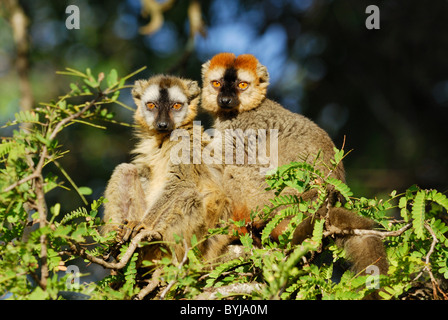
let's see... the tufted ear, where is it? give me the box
[186,80,201,100]
[132,79,147,99]
[256,63,270,85]
[201,60,211,80]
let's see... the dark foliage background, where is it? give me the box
[1,0,447,214]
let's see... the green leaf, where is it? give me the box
[14,110,39,124]
[107,69,118,87]
[69,83,81,95]
[54,225,72,237]
[411,190,426,239]
[0,141,14,158]
[83,75,98,88]
[427,190,448,211]
[399,196,409,221]
[326,177,353,201]
[78,186,92,195]
[311,218,325,245]
[28,287,50,300]
[331,147,345,165]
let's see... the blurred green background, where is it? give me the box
[1,0,447,215]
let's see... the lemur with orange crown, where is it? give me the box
[201,52,388,276]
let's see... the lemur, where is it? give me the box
[102,75,231,263]
[201,53,388,275]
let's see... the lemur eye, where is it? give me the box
[146,102,156,110]
[211,80,222,88]
[172,102,183,110]
[238,82,249,90]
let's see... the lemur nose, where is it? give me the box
[219,97,232,105]
[157,122,168,130]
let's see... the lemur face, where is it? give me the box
[201,53,270,114]
[132,75,200,133]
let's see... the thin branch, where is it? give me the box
[3,93,104,194]
[408,223,447,299]
[134,268,163,300]
[3,171,40,193]
[323,222,412,239]
[69,229,161,270]
[195,282,265,300]
[423,223,447,299]
[48,93,104,141]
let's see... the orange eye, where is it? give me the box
[238,82,249,90]
[172,102,183,110]
[146,102,156,110]
[212,80,222,88]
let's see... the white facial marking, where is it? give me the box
[168,86,188,104]
[141,84,160,104]
[206,67,226,83]
[236,69,256,83]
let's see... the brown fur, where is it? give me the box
[103,75,232,263]
[201,53,388,277]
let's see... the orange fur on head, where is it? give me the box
[234,54,259,75]
[208,53,259,75]
[201,52,270,114]
[209,52,236,70]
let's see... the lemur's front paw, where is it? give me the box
[117,220,147,244]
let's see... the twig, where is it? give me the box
[69,229,161,270]
[2,91,105,287]
[3,171,40,193]
[423,223,447,299]
[410,223,447,299]
[323,222,412,239]
[195,282,265,300]
[134,268,163,300]
[48,93,104,141]
[2,93,104,193]
[198,271,254,282]
[159,239,189,300]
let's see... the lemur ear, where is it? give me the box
[256,63,270,84]
[187,80,201,100]
[132,79,147,99]
[201,60,211,79]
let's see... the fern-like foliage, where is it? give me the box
[411,190,426,239]
[2,65,448,300]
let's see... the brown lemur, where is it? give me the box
[201,52,388,275]
[102,75,231,263]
